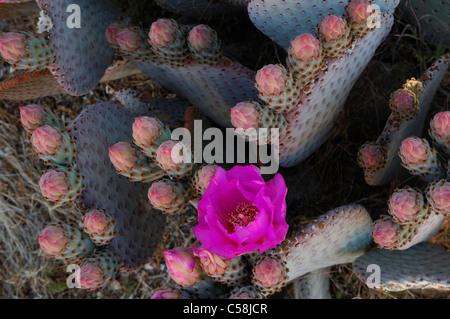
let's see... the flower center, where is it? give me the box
[229,203,259,230]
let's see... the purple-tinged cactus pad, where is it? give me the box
[36,0,118,96]
[135,58,259,127]
[69,102,166,272]
[293,268,332,299]
[113,88,189,129]
[409,0,450,46]
[276,204,373,283]
[360,54,450,186]
[279,12,396,166]
[353,243,450,291]
[248,0,400,50]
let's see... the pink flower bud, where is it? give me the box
[388,188,421,222]
[188,25,215,51]
[191,246,231,276]
[39,170,69,202]
[255,64,287,96]
[358,143,385,169]
[372,219,399,248]
[39,224,68,256]
[253,257,285,288]
[163,247,202,287]
[80,262,104,290]
[155,140,185,172]
[151,288,182,299]
[132,116,164,147]
[30,125,63,155]
[346,1,371,24]
[195,165,218,193]
[19,105,46,131]
[108,141,138,173]
[83,210,110,235]
[230,102,260,130]
[116,28,141,52]
[290,33,321,61]
[427,180,450,213]
[320,15,348,41]
[399,137,430,165]
[0,32,26,64]
[148,180,177,209]
[430,111,450,139]
[105,22,122,46]
[149,19,178,48]
[390,89,416,113]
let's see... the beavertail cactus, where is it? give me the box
[358,55,450,186]
[371,111,450,251]
[163,247,203,287]
[38,169,83,204]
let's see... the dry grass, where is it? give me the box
[0,1,449,299]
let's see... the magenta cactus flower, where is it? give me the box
[19,105,46,131]
[39,170,69,202]
[255,64,288,96]
[0,31,26,64]
[30,125,63,156]
[163,247,202,287]
[252,257,285,288]
[115,27,141,52]
[320,15,348,41]
[188,25,215,52]
[346,1,372,24]
[289,33,322,61]
[108,141,138,173]
[79,262,104,290]
[399,137,430,165]
[388,188,422,223]
[372,218,399,249]
[38,224,68,256]
[151,288,182,299]
[193,165,288,259]
[230,102,261,131]
[430,111,450,139]
[148,18,178,48]
[190,246,231,276]
[147,179,177,210]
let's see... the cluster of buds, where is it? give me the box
[107,20,223,67]
[161,246,232,288]
[109,112,222,215]
[231,7,379,147]
[372,111,450,250]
